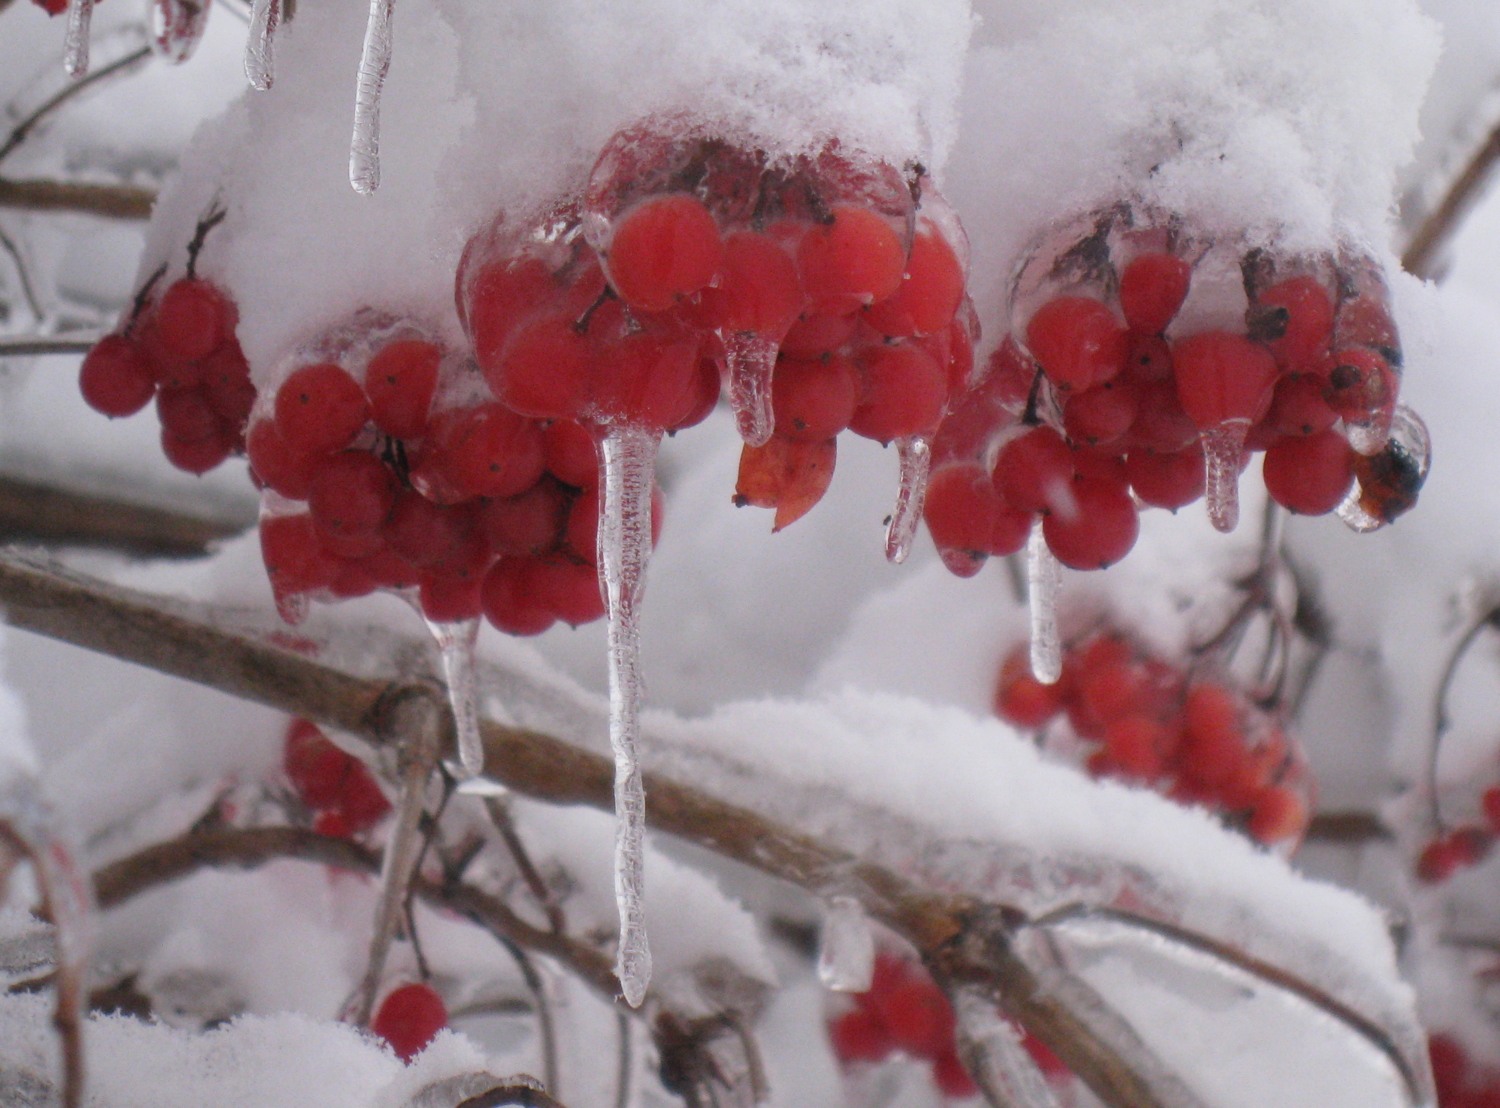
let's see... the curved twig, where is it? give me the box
[1428,605,1500,831]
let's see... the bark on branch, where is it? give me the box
[0,177,155,220]
[0,550,1427,1108]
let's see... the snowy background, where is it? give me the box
[2,0,1500,1105]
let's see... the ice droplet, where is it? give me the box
[953,990,1064,1108]
[1027,523,1062,684]
[1336,405,1430,535]
[349,0,395,195]
[599,424,660,1007]
[817,896,875,992]
[150,0,210,64]
[1200,419,1248,533]
[1334,486,1382,534]
[63,0,94,78]
[885,435,931,564]
[424,616,485,781]
[244,0,279,90]
[724,332,778,447]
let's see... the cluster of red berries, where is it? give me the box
[248,322,639,632]
[79,274,255,475]
[462,119,973,533]
[372,981,449,1063]
[282,717,391,839]
[994,634,1310,849]
[923,208,1426,576]
[827,952,1068,1099]
[1431,1034,1500,1108]
[1415,788,1500,884]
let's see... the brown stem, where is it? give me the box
[0,551,1421,1108]
[1305,811,1391,844]
[0,178,155,220]
[1403,118,1500,280]
[0,475,249,558]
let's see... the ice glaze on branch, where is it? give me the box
[0,551,1427,1108]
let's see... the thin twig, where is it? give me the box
[0,337,99,356]
[1403,117,1500,280]
[1429,606,1500,832]
[0,46,152,163]
[0,222,42,322]
[1304,811,1391,844]
[615,1009,632,1108]
[492,933,560,1097]
[0,178,155,220]
[486,795,566,934]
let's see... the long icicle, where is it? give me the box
[1026,522,1062,684]
[723,332,778,447]
[423,615,486,781]
[349,0,395,195]
[244,0,280,90]
[598,424,659,1007]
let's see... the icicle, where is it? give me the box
[817,895,875,992]
[349,0,395,195]
[149,0,211,65]
[0,773,95,1108]
[244,0,279,90]
[63,0,94,79]
[1334,485,1382,534]
[952,990,1064,1108]
[423,616,486,781]
[884,435,931,565]
[724,332,778,448]
[599,423,660,1008]
[1200,419,1248,533]
[1027,523,1062,685]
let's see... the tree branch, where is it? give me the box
[0,550,1427,1108]
[1403,118,1500,279]
[0,178,155,220]
[0,475,249,558]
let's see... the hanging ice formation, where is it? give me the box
[244,0,279,90]
[349,0,395,194]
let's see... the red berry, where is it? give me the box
[1171,332,1278,428]
[161,426,233,474]
[863,226,966,338]
[1246,786,1307,846]
[480,479,568,557]
[1126,444,1204,510]
[849,343,949,443]
[828,1009,892,1064]
[797,204,907,316]
[529,558,607,627]
[924,462,1025,574]
[481,557,557,636]
[780,312,859,358]
[1063,378,1140,446]
[700,231,804,338]
[874,978,955,1059]
[306,451,398,556]
[80,335,155,418]
[275,364,370,455]
[429,404,547,500]
[587,309,704,430]
[419,573,484,622]
[365,339,440,440]
[993,426,1076,516]
[1181,683,1246,787]
[157,386,222,443]
[1417,828,1493,884]
[1249,276,1334,370]
[492,315,593,422]
[1124,379,1197,453]
[155,278,233,363]
[372,983,448,1063]
[1429,1035,1470,1102]
[247,418,319,500]
[201,341,256,430]
[1041,476,1138,570]
[605,193,724,312]
[1263,373,1339,438]
[1025,297,1128,392]
[543,420,599,488]
[466,256,555,366]
[283,718,352,809]
[932,1048,978,1098]
[772,354,859,443]
[994,645,1063,728]
[260,513,338,601]
[1261,430,1354,516]
[1483,787,1500,834]
[1322,347,1397,422]
[382,492,489,579]
[1118,252,1191,335]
